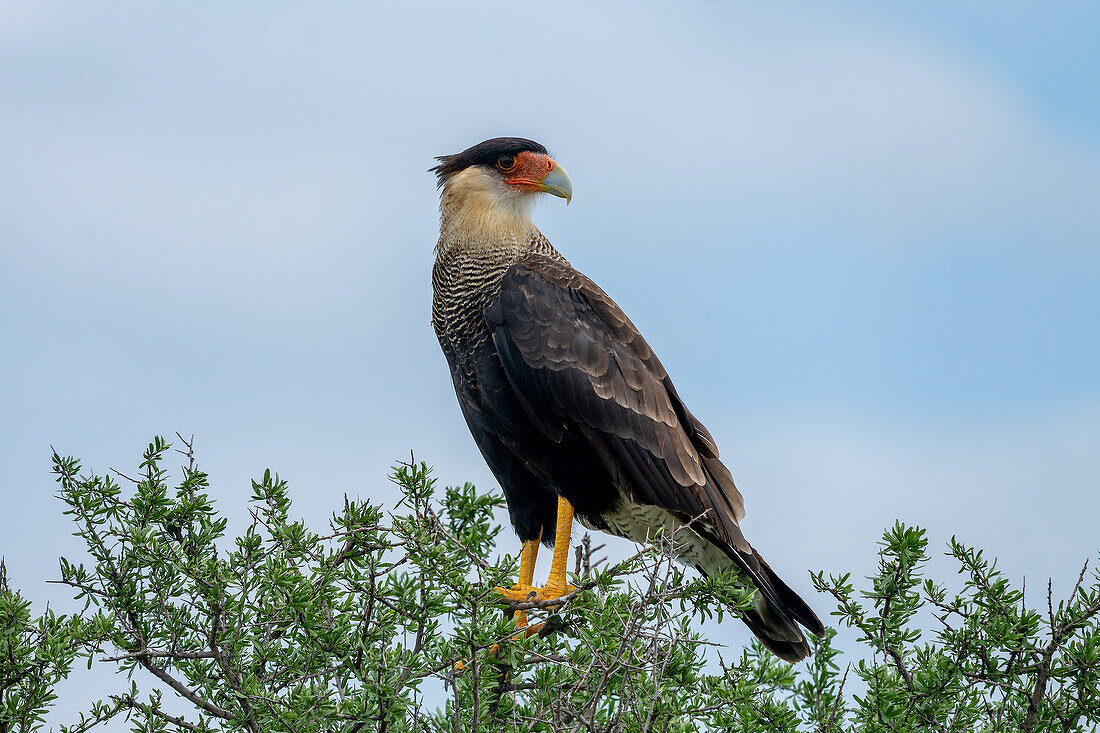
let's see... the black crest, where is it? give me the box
[431,137,548,186]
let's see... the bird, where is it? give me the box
[430,137,824,662]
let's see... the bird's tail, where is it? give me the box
[691,527,825,663]
[737,555,824,663]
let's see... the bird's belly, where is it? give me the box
[578,501,732,577]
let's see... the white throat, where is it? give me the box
[437,167,539,257]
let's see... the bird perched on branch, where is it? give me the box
[431,137,824,662]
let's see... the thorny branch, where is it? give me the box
[26,442,1100,732]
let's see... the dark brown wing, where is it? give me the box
[485,254,824,661]
[485,254,748,552]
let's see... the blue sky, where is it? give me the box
[2,1,1099,725]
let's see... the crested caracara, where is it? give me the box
[430,137,824,662]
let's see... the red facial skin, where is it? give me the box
[501,151,558,191]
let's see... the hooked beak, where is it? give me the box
[536,162,573,204]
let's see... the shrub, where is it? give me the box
[0,437,1096,731]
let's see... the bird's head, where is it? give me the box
[432,137,572,224]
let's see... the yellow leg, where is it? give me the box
[545,496,575,596]
[518,536,539,586]
[512,537,540,628]
[458,536,544,670]
[496,497,577,606]
[457,500,578,671]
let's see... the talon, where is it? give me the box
[519,621,545,636]
[544,582,578,599]
[495,582,576,607]
[454,642,503,673]
[456,505,583,673]
[494,583,540,602]
[486,500,580,648]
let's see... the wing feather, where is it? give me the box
[484,255,745,545]
[482,253,823,661]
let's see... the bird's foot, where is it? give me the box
[494,581,577,606]
[454,643,502,672]
[495,581,577,637]
[454,583,576,673]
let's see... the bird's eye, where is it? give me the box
[497,155,516,172]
